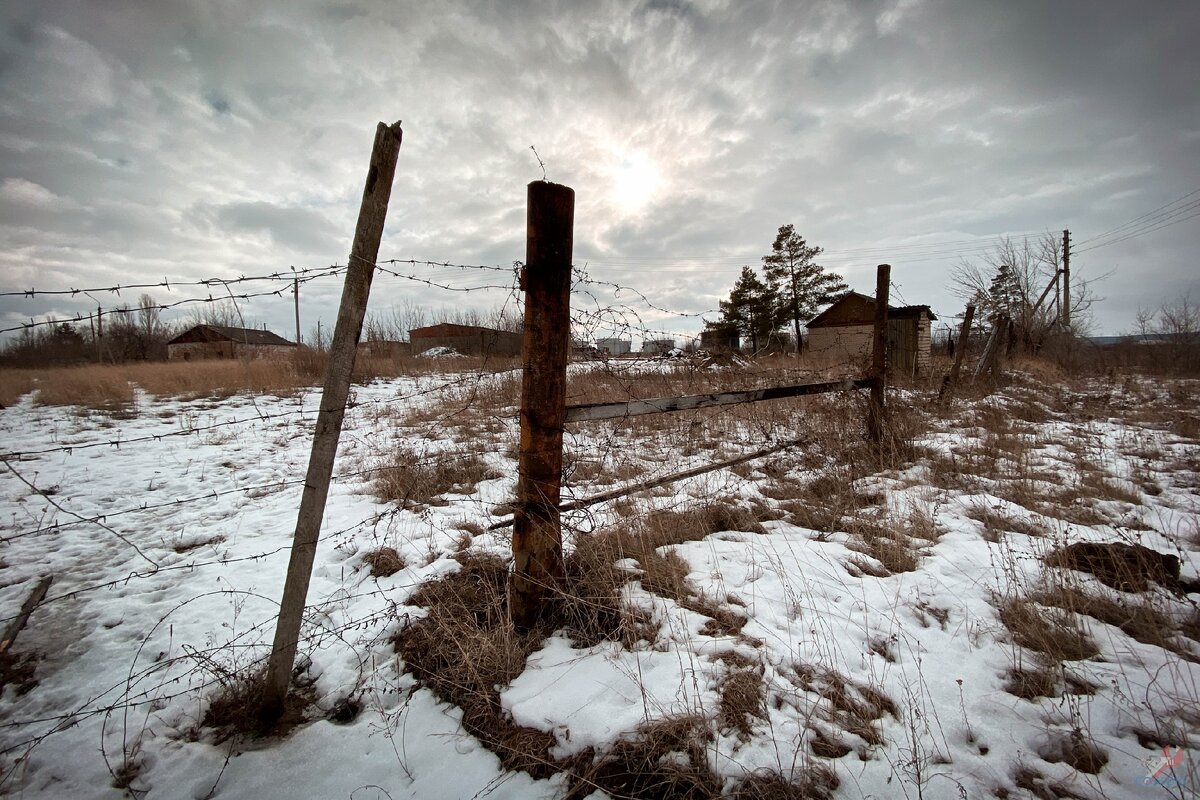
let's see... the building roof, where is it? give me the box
[167,325,296,346]
[408,323,514,338]
[806,292,937,328]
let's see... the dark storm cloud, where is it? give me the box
[1,0,1197,341]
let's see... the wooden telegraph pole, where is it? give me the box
[509,181,574,631]
[260,120,403,724]
[293,277,301,346]
[866,264,890,445]
[1061,229,1070,331]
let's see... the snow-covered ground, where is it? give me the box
[1,369,1197,799]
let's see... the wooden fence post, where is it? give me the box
[866,264,890,445]
[939,302,975,401]
[972,313,1009,383]
[260,120,403,724]
[509,181,574,631]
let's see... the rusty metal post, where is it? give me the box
[509,181,574,630]
[866,264,890,445]
[260,120,403,724]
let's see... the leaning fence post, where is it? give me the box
[866,264,890,445]
[972,313,1009,384]
[509,181,574,631]
[260,120,403,724]
[939,302,975,402]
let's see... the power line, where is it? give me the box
[1073,187,1200,248]
[1074,202,1200,254]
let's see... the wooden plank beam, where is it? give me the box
[0,576,52,657]
[564,377,872,423]
[488,435,811,531]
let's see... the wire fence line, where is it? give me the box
[0,250,894,794]
[1,257,715,342]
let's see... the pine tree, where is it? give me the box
[761,224,848,352]
[716,266,778,354]
[986,263,1023,322]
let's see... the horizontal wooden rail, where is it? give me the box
[564,377,873,423]
[489,435,810,531]
[1,576,52,656]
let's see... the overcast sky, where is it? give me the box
[2,0,1198,346]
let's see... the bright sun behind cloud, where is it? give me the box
[609,151,660,213]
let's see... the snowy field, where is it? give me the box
[1,366,1197,799]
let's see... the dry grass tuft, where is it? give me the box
[396,554,560,777]
[808,727,854,759]
[201,669,314,741]
[773,472,883,534]
[1004,666,1060,701]
[789,664,896,747]
[845,519,920,576]
[0,650,40,696]
[1037,731,1108,774]
[1076,470,1141,505]
[1013,765,1092,800]
[1043,541,1181,592]
[997,598,1099,662]
[717,665,766,740]
[1031,584,1196,661]
[1003,666,1096,701]
[567,504,757,639]
[371,449,500,508]
[731,767,839,800]
[172,534,226,554]
[569,715,720,799]
[361,546,406,577]
[964,503,1048,541]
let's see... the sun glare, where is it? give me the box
[610,151,660,213]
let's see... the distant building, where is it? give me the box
[167,325,297,361]
[408,323,523,357]
[359,340,411,358]
[805,292,937,376]
[596,338,632,356]
[642,338,674,355]
[699,329,740,351]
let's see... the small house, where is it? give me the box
[805,292,937,376]
[408,323,523,357]
[642,338,675,355]
[167,325,298,361]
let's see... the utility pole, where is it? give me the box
[1061,229,1071,331]
[866,264,890,446]
[96,305,103,364]
[293,277,301,346]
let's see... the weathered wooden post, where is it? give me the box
[866,264,890,445]
[972,313,1010,383]
[509,181,574,631]
[260,120,403,724]
[939,302,975,401]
